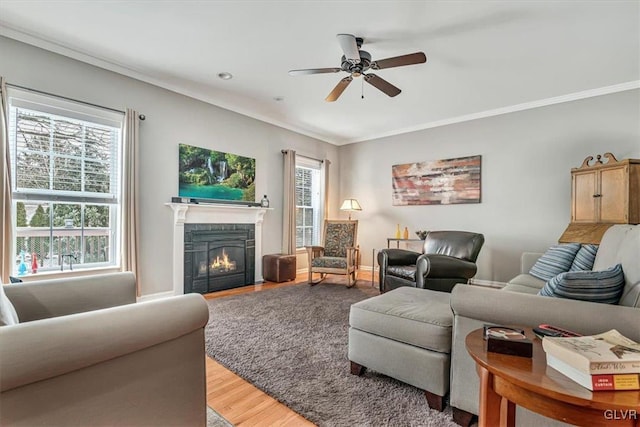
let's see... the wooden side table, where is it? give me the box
[371,248,376,287]
[465,328,640,427]
[386,238,423,248]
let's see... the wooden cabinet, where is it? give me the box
[570,153,640,224]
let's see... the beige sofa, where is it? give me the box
[0,272,209,427]
[449,224,640,426]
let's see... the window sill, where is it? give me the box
[12,266,121,282]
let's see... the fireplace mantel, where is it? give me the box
[165,203,271,295]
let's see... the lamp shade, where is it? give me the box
[340,199,362,212]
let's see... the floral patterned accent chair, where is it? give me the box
[306,220,359,287]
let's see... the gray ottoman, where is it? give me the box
[348,287,453,411]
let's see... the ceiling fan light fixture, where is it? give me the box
[289,34,426,101]
[217,72,233,80]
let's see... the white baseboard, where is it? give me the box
[137,290,175,302]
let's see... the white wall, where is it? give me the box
[0,36,340,295]
[3,35,638,290]
[337,90,640,282]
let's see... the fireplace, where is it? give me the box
[166,202,268,296]
[184,224,255,294]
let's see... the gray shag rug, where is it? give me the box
[207,406,232,427]
[204,282,461,427]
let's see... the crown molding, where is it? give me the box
[2,24,637,147]
[343,80,640,145]
[0,24,339,145]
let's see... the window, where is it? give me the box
[8,89,124,275]
[295,156,324,249]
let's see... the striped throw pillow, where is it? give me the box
[569,244,599,271]
[529,243,581,281]
[538,264,625,304]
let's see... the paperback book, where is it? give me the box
[542,329,640,375]
[547,354,640,391]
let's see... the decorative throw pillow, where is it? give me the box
[0,282,19,326]
[529,243,581,281]
[538,264,625,304]
[569,244,599,271]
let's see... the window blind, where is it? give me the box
[295,156,323,247]
[9,89,122,205]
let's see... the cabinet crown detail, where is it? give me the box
[577,152,619,169]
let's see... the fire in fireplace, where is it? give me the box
[184,224,255,294]
[208,249,237,273]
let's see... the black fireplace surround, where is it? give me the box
[184,223,255,294]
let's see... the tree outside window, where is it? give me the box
[9,89,122,275]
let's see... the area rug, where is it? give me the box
[204,283,460,426]
[207,406,232,427]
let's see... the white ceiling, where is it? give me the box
[1,1,638,145]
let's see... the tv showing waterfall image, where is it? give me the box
[178,144,256,202]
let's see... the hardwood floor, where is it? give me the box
[204,270,377,426]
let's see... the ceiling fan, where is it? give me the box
[289,34,427,102]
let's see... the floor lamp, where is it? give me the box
[340,198,362,220]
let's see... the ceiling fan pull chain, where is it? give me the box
[361,78,364,99]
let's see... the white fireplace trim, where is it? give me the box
[165,203,271,295]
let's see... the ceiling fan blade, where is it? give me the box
[372,52,427,70]
[364,74,401,97]
[325,76,353,102]
[336,34,361,63]
[288,68,342,76]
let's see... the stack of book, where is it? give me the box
[542,329,640,391]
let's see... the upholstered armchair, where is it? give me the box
[1,273,209,426]
[306,220,359,287]
[377,230,484,293]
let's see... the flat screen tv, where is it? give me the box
[178,143,255,202]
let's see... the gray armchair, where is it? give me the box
[377,230,485,293]
[1,273,209,426]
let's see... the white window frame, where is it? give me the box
[7,88,124,275]
[295,156,325,250]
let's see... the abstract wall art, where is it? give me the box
[392,155,481,206]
